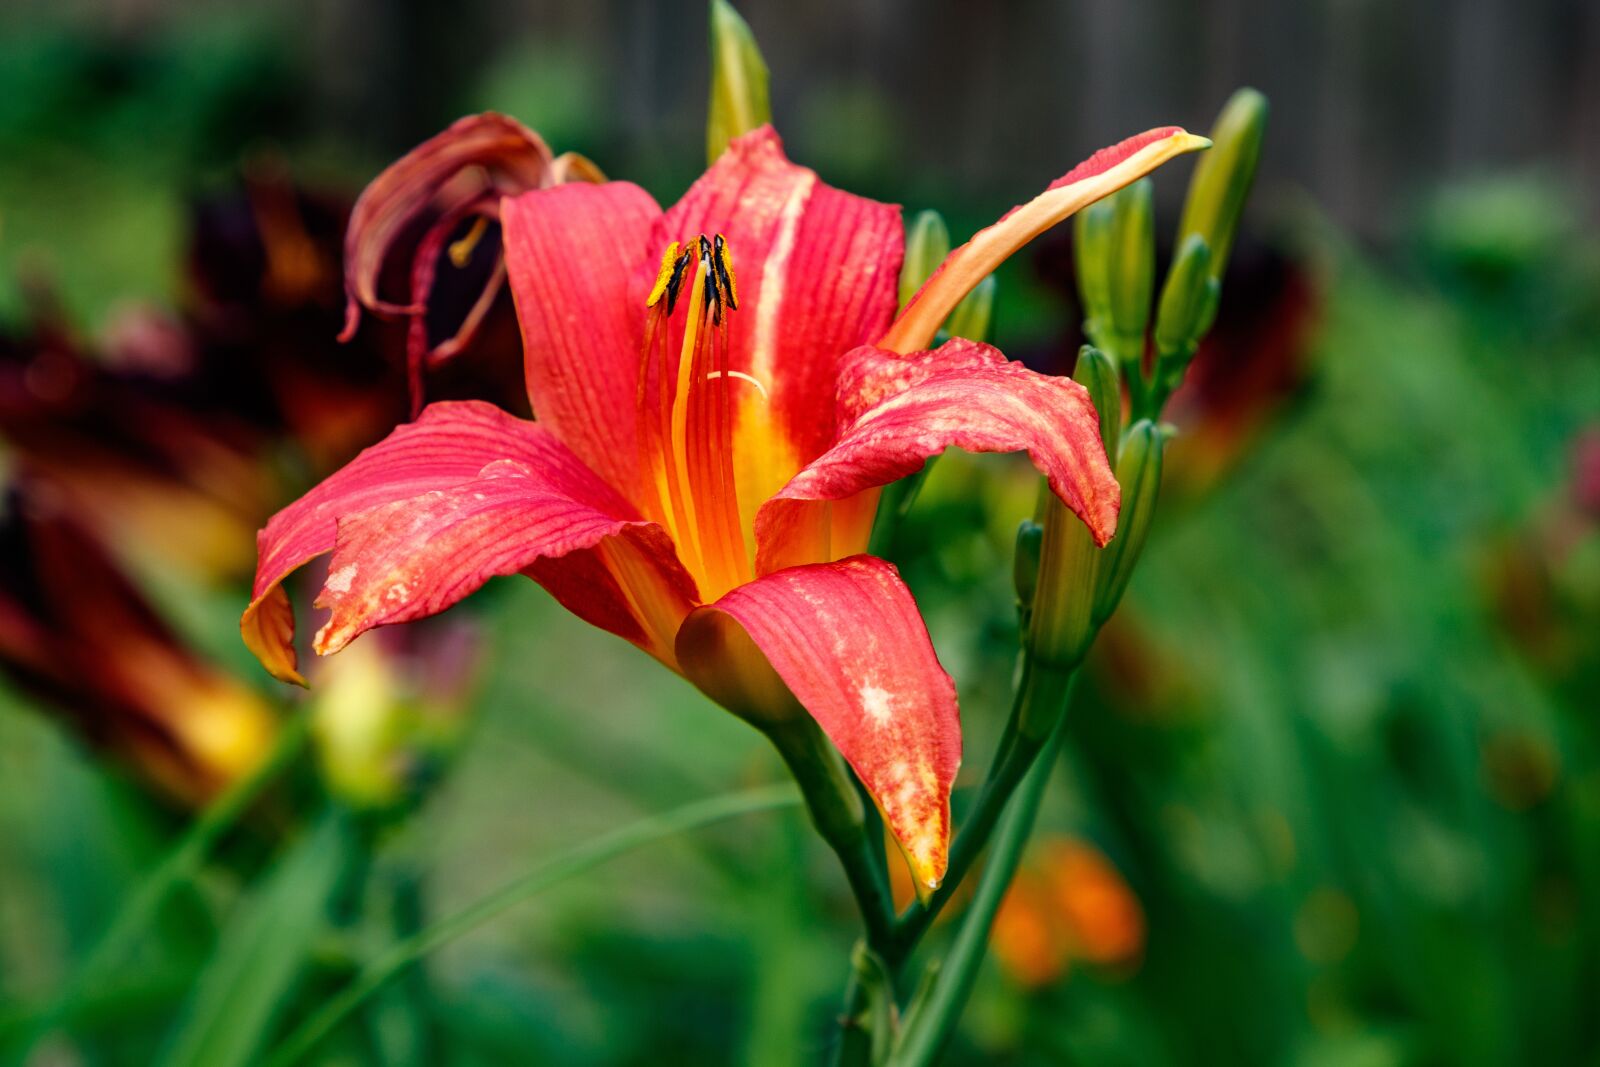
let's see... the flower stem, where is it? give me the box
[889,675,1077,1066]
[765,717,897,953]
[887,658,1074,962]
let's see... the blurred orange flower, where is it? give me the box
[990,837,1145,987]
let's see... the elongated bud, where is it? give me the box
[1108,179,1155,344]
[707,0,771,164]
[945,273,996,342]
[900,209,952,309]
[1092,420,1165,626]
[1027,500,1100,670]
[1154,234,1212,357]
[1176,88,1267,282]
[1074,198,1115,342]
[1072,345,1121,455]
[1013,518,1044,622]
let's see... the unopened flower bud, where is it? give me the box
[1074,198,1115,343]
[707,0,771,164]
[945,273,996,342]
[1154,234,1213,358]
[1013,517,1044,623]
[900,209,952,309]
[1072,345,1121,455]
[1108,179,1155,347]
[1027,506,1100,670]
[1092,420,1166,626]
[1176,87,1267,283]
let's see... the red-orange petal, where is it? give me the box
[245,400,599,684]
[501,181,662,504]
[651,126,903,515]
[676,555,959,890]
[754,340,1120,575]
[313,458,696,667]
[880,127,1210,354]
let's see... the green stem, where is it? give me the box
[261,784,799,1067]
[888,659,1073,962]
[21,712,310,1051]
[890,676,1077,1067]
[765,718,896,953]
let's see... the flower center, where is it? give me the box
[636,234,765,600]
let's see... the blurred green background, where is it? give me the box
[0,2,1597,1066]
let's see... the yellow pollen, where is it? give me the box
[646,240,682,307]
[713,233,738,308]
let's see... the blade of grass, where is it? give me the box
[12,712,309,1052]
[261,783,802,1067]
[155,807,358,1067]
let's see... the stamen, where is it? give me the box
[636,232,753,599]
[713,233,738,310]
[447,216,490,268]
[646,241,681,307]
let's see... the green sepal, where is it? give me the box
[707,0,772,165]
[1091,420,1166,626]
[1176,87,1267,282]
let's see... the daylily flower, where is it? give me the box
[244,118,1207,889]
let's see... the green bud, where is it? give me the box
[1153,234,1213,357]
[1176,87,1267,282]
[1074,198,1115,342]
[707,0,771,165]
[1027,502,1100,670]
[1072,344,1121,455]
[1013,518,1044,618]
[1092,420,1165,626]
[944,273,996,342]
[899,209,951,309]
[1108,179,1156,344]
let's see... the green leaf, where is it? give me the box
[10,713,310,1057]
[707,0,771,164]
[155,809,356,1067]
[262,784,800,1067]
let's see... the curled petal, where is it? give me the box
[880,127,1211,353]
[755,340,1120,574]
[341,113,553,339]
[404,191,502,415]
[314,459,696,666]
[244,401,598,684]
[551,151,607,184]
[676,555,959,890]
[502,181,662,504]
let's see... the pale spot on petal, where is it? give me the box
[325,564,358,594]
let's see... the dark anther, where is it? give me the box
[663,247,695,316]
